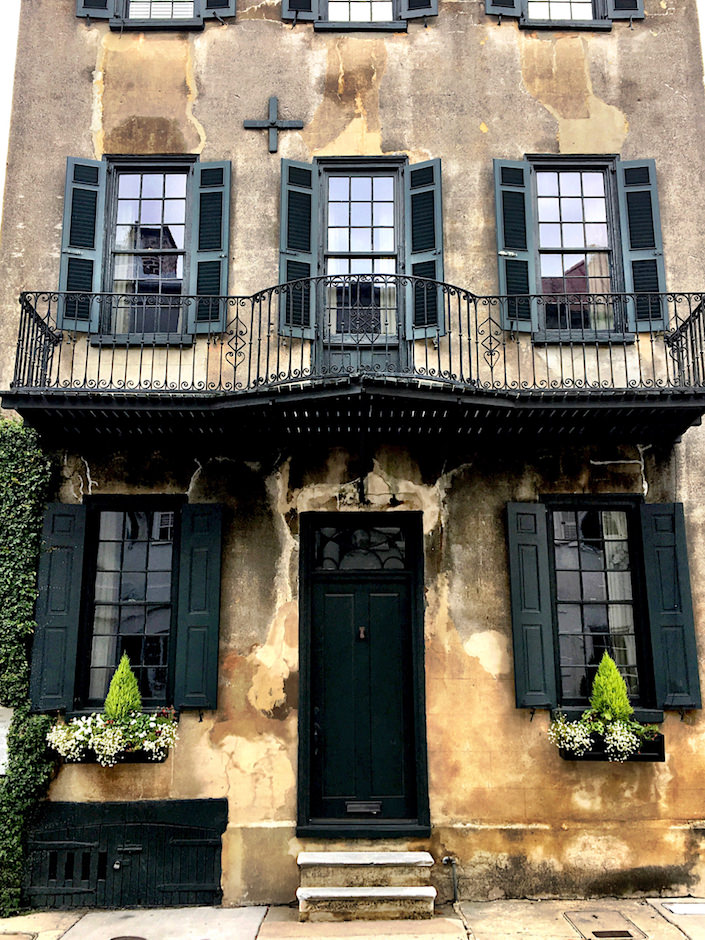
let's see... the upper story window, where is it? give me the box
[485,0,643,29]
[282,0,436,29]
[57,155,231,336]
[493,155,666,335]
[76,0,236,29]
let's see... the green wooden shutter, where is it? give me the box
[174,505,223,710]
[282,0,318,20]
[186,162,231,334]
[616,159,666,331]
[203,0,237,16]
[405,159,444,337]
[400,0,438,20]
[506,503,556,708]
[279,159,317,337]
[608,0,644,18]
[76,0,114,18]
[58,157,107,332]
[641,503,701,709]
[486,0,521,16]
[30,505,87,712]
[493,159,537,332]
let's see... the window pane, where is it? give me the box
[351,177,372,201]
[329,177,349,200]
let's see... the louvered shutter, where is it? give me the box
[174,505,223,710]
[58,158,107,332]
[202,0,237,16]
[401,0,438,20]
[279,160,317,337]
[186,162,231,333]
[405,159,444,337]
[608,0,644,18]
[617,159,666,331]
[506,503,556,708]
[76,0,114,17]
[282,0,318,21]
[493,159,537,332]
[641,504,701,710]
[486,0,521,15]
[30,506,87,712]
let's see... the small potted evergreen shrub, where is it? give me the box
[47,654,178,767]
[547,652,663,762]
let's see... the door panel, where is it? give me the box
[311,576,415,822]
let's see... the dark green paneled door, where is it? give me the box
[310,573,416,822]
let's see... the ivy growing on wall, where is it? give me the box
[0,419,54,916]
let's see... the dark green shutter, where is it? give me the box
[641,504,701,709]
[493,159,537,332]
[608,0,644,18]
[282,0,317,21]
[58,157,107,332]
[616,159,666,330]
[486,0,521,16]
[405,159,444,337]
[401,0,438,20]
[174,505,223,710]
[279,159,317,336]
[507,503,556,708]
[30,505,87,712]
[76,0,113,17]
[203,0,237,16]
[186,162,231,333]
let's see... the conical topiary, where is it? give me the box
[589,651,633,721]
[104,653,142,719]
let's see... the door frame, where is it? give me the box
[296,511,430,838]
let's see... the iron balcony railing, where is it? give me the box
[10,277,705,396]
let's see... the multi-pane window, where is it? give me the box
[111,170,188,333]
[526,0,593,19]
[550,507,640,704]
[325,173,398,337]
[326,0,393,20]
[87,508,176,705]
[127,0,195,17]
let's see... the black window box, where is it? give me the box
[559,732,665,763]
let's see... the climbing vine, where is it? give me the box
[0,419,54,916]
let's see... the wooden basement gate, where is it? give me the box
[25,799,228,909]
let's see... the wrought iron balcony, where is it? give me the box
[5,277,705,445]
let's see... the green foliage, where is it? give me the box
[104,653,142,719]
[0,419,54,916]
[588,652,634,721]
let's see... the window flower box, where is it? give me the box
[47,708,178,768]
[559,731,665,762]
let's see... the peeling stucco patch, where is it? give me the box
[520,35,628,152]
[463,630,511,678]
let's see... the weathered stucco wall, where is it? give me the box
[3,0,705,908]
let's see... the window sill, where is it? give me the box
[314,19,408,30]
[532,331,636,346]
[557,706,664,724]
[89,333,195,348]
[519,18,612,31]
[109,18,205,29]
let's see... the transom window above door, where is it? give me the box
[485,0,644,29]
[76,0,236,29]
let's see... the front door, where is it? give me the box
[298,514,430,837]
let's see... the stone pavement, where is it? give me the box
[3,897,705,939]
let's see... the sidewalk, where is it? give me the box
[2,897,705,939]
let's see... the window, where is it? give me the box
[493,156,666,334]
[58,156,231,335]
[485,0,643,28]
[279,156,444,351]
[76,0,236,29]
[506,500,701,714]
[30,501,223,713]
[281,0,436,29]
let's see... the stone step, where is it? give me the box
[298,852,434,889]
[296,886,437,923]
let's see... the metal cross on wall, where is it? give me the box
[243,97,304,154]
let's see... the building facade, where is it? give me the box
[2,0,705,910]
